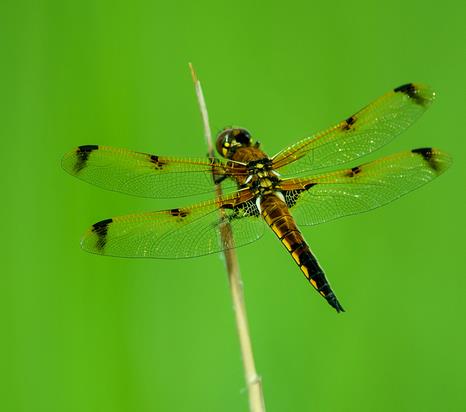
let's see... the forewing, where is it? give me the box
[272,83,435,175]
[62,145,246,198]
[280,148,451,226]
[80,190,265,258]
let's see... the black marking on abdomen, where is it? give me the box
[412,147,439,172]
[289,241,306,254]
[278,228,300,241]
[298,250,345,313]
[323,291,344,313]
[92,218,112,251]
[263,195,345,313]
[75,145,98,173]
[170,208,189,218]
[270,215,288,229]
[394,83,428,106]
[298,250,322,277]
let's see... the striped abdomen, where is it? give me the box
[260,194,344,313]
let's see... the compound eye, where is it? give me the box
[216,129,232,156]
[232,129,252,145]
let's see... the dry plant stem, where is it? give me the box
[189,63,266,412]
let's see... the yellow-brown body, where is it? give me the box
[219,128,343,312]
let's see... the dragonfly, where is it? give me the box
[62,83,451,313]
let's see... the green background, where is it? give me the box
[1,0,465,411]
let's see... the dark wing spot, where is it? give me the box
[347,165,361,177]
[92,218,112,251]
[243,201,261,218]
[78,144,99,151]
[284,189,304,208]
[412,147,440,172]
[169,208,189,218]
[75,145,98,173]
[234,200,260,219]
[284,184,316,208]
[221,200,260,220]
[342,115,357,131]
[149,154,166,170]
[394,83,429,106]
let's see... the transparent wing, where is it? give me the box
[62,145,247,198]
[81,190,265,258]
[272,83,435,176]
[279,148,451,226]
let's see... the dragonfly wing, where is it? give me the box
[279,148,451,226]
[62,145,245,198]
[80,190,265,258]
[272,83,435,175]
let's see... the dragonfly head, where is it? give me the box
[216,127,255,158]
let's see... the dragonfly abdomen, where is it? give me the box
[260,194,345,313]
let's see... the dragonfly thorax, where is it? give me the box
[244,165,281,195]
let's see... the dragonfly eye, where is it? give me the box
[232,128,252,146]
[216,127,253,158]
[216,129,231,157]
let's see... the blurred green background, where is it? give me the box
[1,0,465,411]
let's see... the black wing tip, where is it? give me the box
[412,147,433,157]
[92,218,113,229]
[411,147,452,174]
[394,82,416,93]
[89,218,113,251]
[62,145,99,174]
[71,145,99,173]
[393,83,433,107]
[77,144,99,152]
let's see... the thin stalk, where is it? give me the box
[189,63,266,412]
